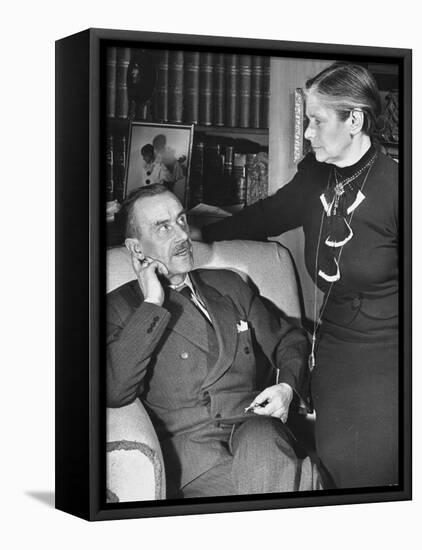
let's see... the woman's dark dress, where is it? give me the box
[202,146,399,489]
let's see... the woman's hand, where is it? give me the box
[247,383,293,423]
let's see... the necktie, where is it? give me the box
[179,286,212,324]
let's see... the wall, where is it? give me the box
[269,57,333,319]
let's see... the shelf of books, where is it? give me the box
[104,46,270,208]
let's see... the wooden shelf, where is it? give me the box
[106,118,268,135]
[195,125,268,135]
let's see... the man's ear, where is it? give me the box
[125,237,143,258]
[349,109,364,136]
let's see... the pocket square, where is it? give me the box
[236,320,249,333]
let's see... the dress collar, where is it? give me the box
[334,143,376,180]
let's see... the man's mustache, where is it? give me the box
[173,241,192,255]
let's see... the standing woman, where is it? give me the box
[200,63,399,489]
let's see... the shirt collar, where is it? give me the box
[168,274,193,292]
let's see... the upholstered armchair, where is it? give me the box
[106,240,302,502]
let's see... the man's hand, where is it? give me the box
[131,253,169,307]
[247,383,293,423]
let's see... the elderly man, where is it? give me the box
[107,184,321,498]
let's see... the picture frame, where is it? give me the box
[293,88,312,163]
[56,28,412,521]
[125,121,194,206]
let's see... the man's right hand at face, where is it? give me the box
[131,253,169,307]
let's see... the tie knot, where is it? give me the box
[179,285,193,299]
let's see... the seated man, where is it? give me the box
[107,183,321,498]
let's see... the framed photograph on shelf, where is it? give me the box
[125,122,194,206]
[56,28,412,521]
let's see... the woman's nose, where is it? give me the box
[304,124,313,140]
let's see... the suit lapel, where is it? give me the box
[165,289,211,354]
[128,273,241,379]
[191,272,239,389]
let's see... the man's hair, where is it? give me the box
[121,183,172,238]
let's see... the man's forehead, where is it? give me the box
[134,193,183,225]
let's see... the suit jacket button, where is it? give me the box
[244,347,250,354]
[180,352,189,359]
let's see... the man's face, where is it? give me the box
[133,192,193,282]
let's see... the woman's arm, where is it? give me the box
[201,156,313,242]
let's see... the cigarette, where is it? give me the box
[244,402,265,413]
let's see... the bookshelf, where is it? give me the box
[105,50,400,248]
[367,63,399,162]
[105,47,270,213]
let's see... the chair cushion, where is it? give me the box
[107,240,300,320]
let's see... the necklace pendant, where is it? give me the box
[308,333,317,371]
[308,352,315,372]
[334,183,344,197]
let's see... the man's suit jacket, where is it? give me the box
[107,269,309,490]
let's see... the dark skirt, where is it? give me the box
[311,317,399,489]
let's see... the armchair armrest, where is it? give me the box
[107,398,166,502]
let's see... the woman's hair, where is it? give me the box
[305,63,382,137]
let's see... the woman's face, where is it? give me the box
[304,92,354,166]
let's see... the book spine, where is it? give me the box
[258,152,269,200]
[168,50,184,123]
[261,56,271,129]
[115,47,131,119]
[115,136,127,203]
[233,153,247,204]
[246,153,259,206]
[105,135,114,201]
[223,145,234,178]
[223,145,234,203]
[225,54,239,127]
[199,52,214,126]
[213,53,225,126]
[106,47,117,118]
[239,55,252,128]
[183,51,200,124]
[154,50,169,122]
[203,144,224,205]
[189,140,205,206]
[245,152,269,205]
[251,56,264,129]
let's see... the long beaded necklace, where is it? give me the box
[308,154,377,371]
[331,153,377,216]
